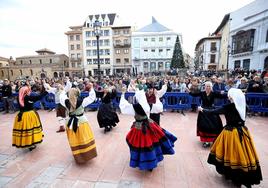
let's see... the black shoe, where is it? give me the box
[29,145,36,151]
[104,127,111,133]
[202,142,210,148]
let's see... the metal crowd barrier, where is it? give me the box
[1,92,268,113]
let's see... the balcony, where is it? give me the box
[113,42,131,48]
[70,58,82,62]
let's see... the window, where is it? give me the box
[20,70,22,76]
[210,54,216,63]
[71,45,74,50]
[77,53,81,59]
[116,49,120,54]
[70,35,74,41]
[86,31,91,38]
[124,58,129,63]
[144,49,148,52]
[99,40,103,46]
[30,69,33,76]
[243,59,250,70]
[86,50,91,56]
[115,40,121,45]
[29,60,32,64]
[234,60,241,68]
[77,44,80,50]
[124,49,129,54]
[1,70,4,77]
[76,35,80,41]
[210,42,217,51]
[151,38,155,42]
[116,59,121,63]
[99,49,103,55]
[144,38,148,42]
[123,30,129,34]
[104,49,110,55]
[87,59,92,64]
[71,54,75,58]
[167,37,171,41]
[86,40,91,47]
[93,50,97,56]
[11,70,13,76]
[40,59,42,64]
[50,59,52,63]
[105,58,110,64]
[159,49,163,56]
[104,39,110,46]
[231,29,255,54]
[104,30,110,36]
[151,49,155,52]
[144,62,148,69]
[92,40,97,46]
[159,37,163,42]
[124,39,128,44]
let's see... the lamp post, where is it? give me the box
[93,20,102,83]
[227,45,231,78]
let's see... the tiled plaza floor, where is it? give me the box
[0,110,267,188]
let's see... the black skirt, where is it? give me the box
[197,110,223,135]
[97,103,119,128]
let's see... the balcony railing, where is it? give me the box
[113,42,131,48]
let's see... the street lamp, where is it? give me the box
[227,45,231,78]
[93,20,102,83]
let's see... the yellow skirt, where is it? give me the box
[208,126,262,186]
[12,111,44,148]
[66,122,97,163]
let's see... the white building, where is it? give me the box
[229,0,268,71]
[195,36,221,70]
[82,14,117,77]
[132,17,181,74]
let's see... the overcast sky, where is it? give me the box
[0,0,254,59]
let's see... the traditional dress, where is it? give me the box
[44,80,72,132]
[205,88,262,187]
[96,89,119,132]
[60,88,97,163]
[12,86,46,149]
[146,84,167,125]
[189,91,225,143]
[120,89,177,171]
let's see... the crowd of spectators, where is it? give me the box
[1,68,268,114]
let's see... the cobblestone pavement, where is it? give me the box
[0,110,267,188]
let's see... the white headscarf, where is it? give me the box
[134,89,150,116]
[228,88,246,121]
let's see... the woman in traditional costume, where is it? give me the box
[12,85,47,151]
[199,88,262,187]
[44,79,72,133]
[96,84,119,133]
[188,81,225,147]
[120,88,177,171]
[60,85,97,163]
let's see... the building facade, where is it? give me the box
[0,56,10,80]
[83,13,117,77]
[112,26,132,75]
[8,49,69,80]
[65,25,84,77]
[213,14,231,71]
[195,36,221,70]
[229,0,268,71]
[132,17,181,74]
